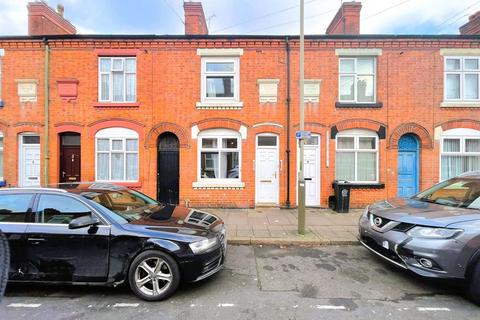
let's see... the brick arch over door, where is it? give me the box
[13,122,43,135]
[145,122,189,148]
[251,122,284,135]
[87,118,145,138]
[437,119,480,132]
[389,123,433,149]
[54,122,83,134]
[331,119,385,132]
[193,118,248,132]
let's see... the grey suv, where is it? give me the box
[359,172,480,305]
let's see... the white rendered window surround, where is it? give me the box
[0,132,3,181]
[443,57,480,103]
[98,57,136,103]
[339,57,376,103]
[194,129,244,188]
[335,129,379,183]
[440,128,480,181]
[95,127,139,182]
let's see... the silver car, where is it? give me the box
[359,172,480,305]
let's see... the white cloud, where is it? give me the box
[0,0,28,35]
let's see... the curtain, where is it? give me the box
[212,153,219,178]
[112,72,124,102]
[126,153,138,181]
[111,153,124,180]
[357,152,376,181]
[97,153,109,180]
[441,155,464,180]
[100,74,109,101]
[336,152,355,181]
[125,73,136,102]
[465,74,479,99]
[446,74,460,99]
[443,138,460,152]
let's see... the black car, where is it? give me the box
[0,183,226,301]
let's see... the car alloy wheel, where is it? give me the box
[128,250,180,301]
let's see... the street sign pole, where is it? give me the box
[298,0,306,235]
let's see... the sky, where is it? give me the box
[0,0,479,36]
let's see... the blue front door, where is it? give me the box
[397,134,419,198]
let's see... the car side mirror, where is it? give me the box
[68,215,100,230]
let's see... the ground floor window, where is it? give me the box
[441,128,480,181]
[95,127,139,182]
[198,129,241,181]
[335,129,378,183]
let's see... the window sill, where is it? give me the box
[98,181,142,188]
[196,101,244,110]
[94,102,140,108]
[441,101,480,108]
[336,102,383,108]
[192,181,245,189]
[332,182,385,189]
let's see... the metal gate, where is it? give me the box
[157,133,180,204]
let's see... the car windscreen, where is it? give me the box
[413,178,480,209]
[80,189,165,222]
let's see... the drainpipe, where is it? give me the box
[43,38,50,186]
[285,36,291,208]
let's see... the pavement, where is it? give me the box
[205,207,363,245]
[2,245,478,319]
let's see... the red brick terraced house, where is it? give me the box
[1,1,480,208]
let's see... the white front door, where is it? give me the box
[256,135,279,204]
[19,135,41,187]
[298,135,320,206]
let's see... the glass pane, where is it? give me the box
[126,139,138,151]
[336,152,355,181]
[339,59,354,73]
[466,139,480,152]
[337,137,354,149]
[357,75,374,102]
[339,76,354,101]
[359,137,376,149]
[258,136,277,146]
[441,155,470,180]
[112,58,123,70]
[201,152,219,178]
[37,195,91,225]
[112,140,123,151]
[96,153,109,180]
[112,72,124,102]
[97,139,109,152]
[465,59,479,70]
[0,194,33,222]
[206,62,234,72]
[465,74,479,99]
[111,153,125,180]
[23,136,40,144]
[202,138,217,149]
[125,73,136,102]
[357,58,374,74]
[0,137,3,148]
[126,153,138,180]
[305,136,319,145]
[446,58,461,71]
[125,58,136,73]
[206,76,234,98]
[222,151,239,178]
[443,138,460,152]
[100,74,110,101]
[446,74,460,99]
[222,138,238,149]
[357,152,377,181]
[99,58,111,72]
[61,135,80,146]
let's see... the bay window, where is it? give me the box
[441,128,480,181]
[201,57,239,102]
[339,57,376,103]
[336,129,378,183]
[98,57,136,102]
[95,127,139,182]
[444,57,480,101]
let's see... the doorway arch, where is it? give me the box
[397,134,419,198]
[157,132,180,204]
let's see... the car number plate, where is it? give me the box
[382,241,389,250]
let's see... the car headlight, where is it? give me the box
[406,226,463,239]
[189,237,218,254]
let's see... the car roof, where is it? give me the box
[0,182,128,194]
[457,171,480,179]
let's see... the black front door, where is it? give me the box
[157,133,180,205]
[60,133,81,183]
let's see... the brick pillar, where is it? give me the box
[184,2,208,35]
[326,1,362,35]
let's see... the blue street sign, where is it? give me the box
[295,130,311,140]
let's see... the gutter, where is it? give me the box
[285,36,291,208]
[43,38,49,186]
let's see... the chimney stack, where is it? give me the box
[326,1,362,35]
[460,11,480,35]
[27,1,76,36]
[184,2,208,35]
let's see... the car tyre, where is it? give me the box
[0,230,9,301]
[467,260,480,306]
[128,250,180,301]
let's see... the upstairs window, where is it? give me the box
[339,57,376,103]
[99,57,136,103]
[444,57,480,101]
[201,57,239,102]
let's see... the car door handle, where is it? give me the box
[27,238,46,245]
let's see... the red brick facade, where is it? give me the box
[1,2,480,208]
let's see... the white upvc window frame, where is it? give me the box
[197,129,242,184]
[440,128,480,181]
[444,56,480,102]
[98,57,137,103]
[0,132,3,181]
[338,57,377,103]
[335,129,379,183]
[95,128,139,183]
[201,57,240,103]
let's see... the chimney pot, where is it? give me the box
[460,11,480,35]
[57,4,64,17]
[27,1,76,35]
